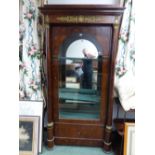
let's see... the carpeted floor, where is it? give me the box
[40,145,115,155]
[41,126,121,155]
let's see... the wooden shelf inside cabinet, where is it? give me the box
[59,88,100,102]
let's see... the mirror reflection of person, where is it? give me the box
[82,48,95,89]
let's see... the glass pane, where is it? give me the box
[59,55,102,120]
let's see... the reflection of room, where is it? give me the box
[65,38,99,90]
[59,34,102,120]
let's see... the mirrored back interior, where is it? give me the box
[58,33,103,120]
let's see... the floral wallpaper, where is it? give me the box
[115,0,135,77]
[114,0,135,110]
[19,0,135,102]
[19,0,43,100]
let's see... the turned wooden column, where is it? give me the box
[103,20,120,152]
[45,16,55,148]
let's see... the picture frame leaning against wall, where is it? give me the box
[19,115,40,155]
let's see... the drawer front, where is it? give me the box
[54,122,104,139]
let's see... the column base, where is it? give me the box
[103,125,112,152]
[103,140,112,152]
[47,138,55,148]
[47,122,54,148]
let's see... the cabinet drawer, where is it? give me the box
[54,122,104,139]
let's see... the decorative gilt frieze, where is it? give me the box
[47,122,54,128]
[114,24,119,30]
[45,15,49,24]
[103,140,112,146]
[106,125,112,130]
[114,16,120,29]
[45,23,49,29]
[44,15,50,30]
[56,16,103,23]
[114,16,119,24]
[47,137,54,142]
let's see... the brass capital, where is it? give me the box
[47,122,54,128]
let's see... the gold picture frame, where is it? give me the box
[124,122,135,155]
[19,116,40,155]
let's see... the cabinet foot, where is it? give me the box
[47,138,54,148]
[103,140,112,152]
[103,125,112,152]
[47,122,54,148]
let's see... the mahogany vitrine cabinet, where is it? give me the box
[39,5,124,152]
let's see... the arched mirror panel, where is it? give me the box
[58,33,103,120]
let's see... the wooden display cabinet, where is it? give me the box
[39,4,124,152]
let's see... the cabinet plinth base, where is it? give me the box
[103,127,112,152]
[47,139,54,148]
[47,124,54,148]
[103,142,112,152]
[54,137,103,147]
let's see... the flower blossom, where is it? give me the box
[26,13,33,19]
[28,46,37,56]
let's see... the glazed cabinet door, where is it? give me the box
[49,25,112,146]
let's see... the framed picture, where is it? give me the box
[124,122,135,155]
[19,116,40,155]
[19,101,43,153]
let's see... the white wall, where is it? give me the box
[48,0,122,5]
